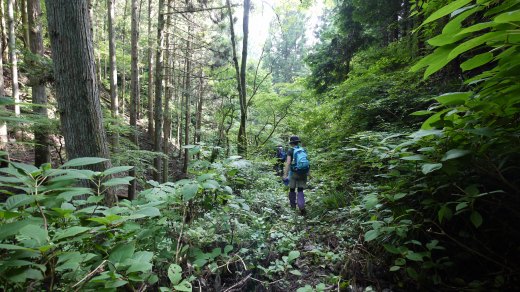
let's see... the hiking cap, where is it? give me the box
[289,136,301,143]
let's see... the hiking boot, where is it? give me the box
[299,208,307,216]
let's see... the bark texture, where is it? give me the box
[45,0,115,205]
[107,0,119,149]
[129,0,140,200]
[7,0,20,125]
[28,0,50,166]
[153,0,165,182]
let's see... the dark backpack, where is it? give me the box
[291,146,310,174]
[277,148,287,162]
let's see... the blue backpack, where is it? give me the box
[291,146,310,174]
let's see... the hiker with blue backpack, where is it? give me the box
[275,145,287,177]
[283,136,310,215]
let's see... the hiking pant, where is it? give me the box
[289,187,305,210]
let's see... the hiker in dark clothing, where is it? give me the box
[283,136,310,215]
[275,145,286,177]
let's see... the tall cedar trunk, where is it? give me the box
[237,0,250,157]
[0,20,7,167]
[20,0,29,48]
[28,0,50,166]
[107,0,119,149]
[147,0,154,136]
[7,0,20,138]
[45,0,115,206]
[162,0,174,183]
[0,0,7,61]
[121,0,129,114]
[176,69,183,157]
[195,73,204,160]
[153,0,165,182]
[129,0,140,200]
[182,28,192,175]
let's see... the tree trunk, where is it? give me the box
[107,0,119,150]
[226,0,249,157]
[0,20,7,167]
[28,0,50,166]
[182,28,192,175]
[195,73,204,160]
[0,0,8,62]
[237,0,250,157]
[20,0,30,48]
[162,0,174,183]
[121,0,129,115]
[147,0,154,137]
[45,0,115,206]
[153,0,165,182]
[7,0,20,140]
[129,0,140,200]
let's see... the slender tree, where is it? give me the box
[182,28,192,175]
[162,0,174,182]
[153,0,166,182]
[129,0,140,200]
[7,0,20,139]
[226,0,250,157]
[45,0,115,205]
[28,0,50,166]
[0,0,7,61]
[0,23,7,164]
[147,0,154,136]
[20,0,30,48]
[237,0,250,157]
[107,0,119,149]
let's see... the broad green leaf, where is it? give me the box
[456,202,469,211]
[470,211,483,228]
[435,92,472,106]
[364,229,379,241]
[383,244,401,254]
[423,44,459,78]
[126,251,154,273]
[105,280,128,288]
[406,252,424,262]
[57,188,93,201]
[410,110,434,116]
[287,250,300,262]
[19,224,48,245]
[109,242,135,264]
[421,163,443,174]
[61,157,108,168]
[53,226,91,241]
[363,194,379,210]
[0,243,34,250]
[0,217,44,240]
[102,166,134,176]
[8,268,43,283]
[422,0,472,25]
[457,22,494,35]
[448,32,503,60]
[11,162,38,174]
[134,207,161,218]
[202,180,219,190]
[290,270,302,276]
[102,176,134,187]
[438,205,453,223]
[6,194,35,210]
[428,32,468,46]
[400,154,427,161]
[494,9,520,23]
[181,183,199,201]
[174,280,192,292]
[461,52,494,71]
[168,264,182,285]
[390,266,401,271]
[88,214,122,225]
[441,149,471,161]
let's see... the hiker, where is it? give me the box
[283,136,310,215]
[275,145,286,177]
